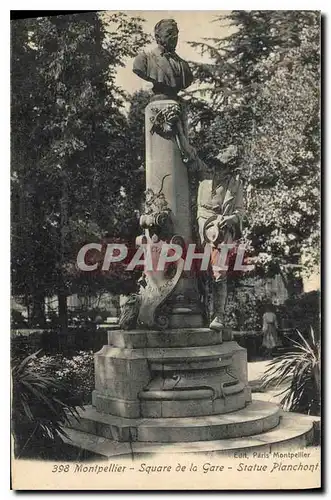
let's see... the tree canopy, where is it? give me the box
[11,12,150,325]
[186,10,320,295]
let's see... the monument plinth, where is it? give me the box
[92,328,250,421]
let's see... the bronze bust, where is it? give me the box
[133,19,193,100]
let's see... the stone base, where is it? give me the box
[62,326,317,458]
[107,327,223,348]
[67,400,280,443]
[168,313,204,329]
[94,328,250,419]
[62,406,316,459]
[92,387,250,419]
[63,326,259,452]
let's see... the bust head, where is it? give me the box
[154,19,179,53]
[133,18,193,98]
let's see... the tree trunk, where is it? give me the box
[30,290,46,327]
[58,291,68,331]
[58,169,69,332]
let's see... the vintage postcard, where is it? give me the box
[11,10,321,490]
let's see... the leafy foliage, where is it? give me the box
[186,11,320,294]
[225,290,263,331]
[127,89,153,177]
[278,290,320,338]
[261,328,320,415]
[27,350,95,404]
[11,351,82,458]
[11,13,150,325]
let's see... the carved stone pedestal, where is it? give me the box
[92,328,250,421]
[63,328,316,456]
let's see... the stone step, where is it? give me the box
[108,328,222,349]
[62,410,315,459]
[96,341,244,365]
[93,386,250,419]
[67,400,280,443]
[97,344,233,362]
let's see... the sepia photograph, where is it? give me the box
[10,9,321,490]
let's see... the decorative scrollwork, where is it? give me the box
[118,294,141,330]
[170,234,185,248]
[165,262,177,280]
[150,103,181,139]
[154,313,170,330]
[149,103,196,164]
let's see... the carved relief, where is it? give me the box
[149,102,197,164]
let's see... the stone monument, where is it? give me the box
[64,19,315,457]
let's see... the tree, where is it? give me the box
[186,11,320,296]
[11,12,150,327]
[243,14,320,292]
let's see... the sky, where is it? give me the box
[103,10,236,96]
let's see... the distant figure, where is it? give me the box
[133,19,193,100]
[262,305,280,357]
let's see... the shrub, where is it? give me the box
[11,351,82,459]
[225,293,264,332]
[11,329,47,359]
[27,350,95,405]
[279,291,320,338]
[11,326,107,359]
[261,328,320,416]
[11,309,28,328]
